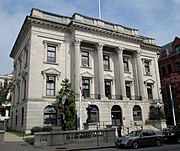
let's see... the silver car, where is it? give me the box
[115,129,164,149]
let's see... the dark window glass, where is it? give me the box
[81,51,89,67]
[47,45,56,62]
[176,62,180,72]
[144,61,150,74]
[46,76,55,96]
[125,81,131,99]
[22,107,24,125]
[133,105,142,121]
[103,55,110,70]
[175,45,180,54]
[167,64,172,74]
[147,83,153,99]
[162,66,166,76]
[123,58,129,71]
[44,106,57,124]
[88,105,99,123]
[82,79,90,97]
[105,80,111,99]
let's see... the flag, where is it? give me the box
[171,98,174,108]
[79,77,83,94]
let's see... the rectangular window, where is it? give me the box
[46,76,55,96]
[147,83,153,100]
[105,80,111,99]
[23,79,26,100]
[82,79,90,98]
[81,51,89,67]
[24,50,28,67]
[47,45,56,63]
[144,61,150,75]
[103,55,110,70]
[125,81,131,99]
[167,64,172,74]
[162,66,166,76]
[123,57,129,71]
[176,62,180,72]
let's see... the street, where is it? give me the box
[87,143,180,151]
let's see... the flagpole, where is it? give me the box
[98,0,101,19]
[79,77,83,130]
[169,84,176,126]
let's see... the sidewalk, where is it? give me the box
[0,132,116,151]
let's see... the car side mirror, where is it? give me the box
[140,134,143,137]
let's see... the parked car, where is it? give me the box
[163,124,180,143]
[115,129,165,149]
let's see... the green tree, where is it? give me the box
[0,79,12,105]
[53,78,77,130]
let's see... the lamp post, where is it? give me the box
[156,103,162,120]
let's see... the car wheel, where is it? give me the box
[132,141,139,149]
[155,139,161,147]
[177,137,180,143]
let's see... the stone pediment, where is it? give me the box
[80,72,94,78]
[125,76,133,81]
[144,78,155,84]
[104,74,114,80]
[42,68,61,75]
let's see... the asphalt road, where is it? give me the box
[88,143,180,151]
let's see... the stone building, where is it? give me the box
[0,73,12,123]
[10,8,163,133]
[159,36,180,125]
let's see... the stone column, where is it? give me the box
[117,47,126,98]
[154,54,162,100]
[136,51,145,99]
[97,43,105,98]
[74,38,81,95]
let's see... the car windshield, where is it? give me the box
[127,131,141,137]
[172,125,180,130]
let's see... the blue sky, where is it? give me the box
[0,0,179,74]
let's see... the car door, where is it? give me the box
[139,131,150,146]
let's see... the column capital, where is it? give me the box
[135,50,142,56]
[97,42,105,51]
[74,38,81,46]
[117,47,125,54]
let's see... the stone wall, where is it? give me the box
[34,128,116,147]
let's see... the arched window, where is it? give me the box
[44,106,57,124]
[16,110,18,125]
[87,105,99,123]
[133,105,142,121]
[21,107,24,125]
[111,105,122,126]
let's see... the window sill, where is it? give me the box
[124,71,131,74]
[104,69,112,72]
[81,66,92,69]
[144,74,152,76]
[43,61,59,65]
[43,96,56,99]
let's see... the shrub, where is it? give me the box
[43,126,52,132]
[31,126,43,134]
[31,126,52,134]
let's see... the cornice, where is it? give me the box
[68,21,143,44]
[10,12,161,58]
[140,43,161,51]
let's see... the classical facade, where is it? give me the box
[10,8,163,133]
